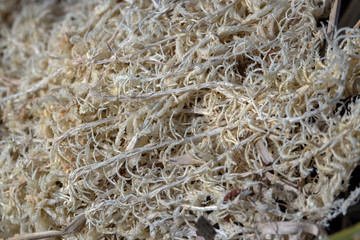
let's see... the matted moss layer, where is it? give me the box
[0,0,359,239]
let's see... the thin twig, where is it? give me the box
[0,68,64,104]
[327,0,341,41]
[70,125,237,179]
[5,214,86,240]
[354,19,360,29]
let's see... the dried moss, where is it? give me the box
[0,0,359,239]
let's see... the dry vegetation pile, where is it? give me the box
[0,0,359,239]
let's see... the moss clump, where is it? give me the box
[0,0,359,239]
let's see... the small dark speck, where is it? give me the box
[234,221,244,227]
[55,181,63,188]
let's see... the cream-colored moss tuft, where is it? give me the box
[0,0,359,239]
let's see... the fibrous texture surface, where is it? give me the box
[0,0,359,239]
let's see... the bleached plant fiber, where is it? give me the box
[0,0,360,239]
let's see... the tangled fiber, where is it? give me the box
[0,0,360,239]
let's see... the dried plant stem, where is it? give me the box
[4,214,86,240]
[327,0,341,40]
